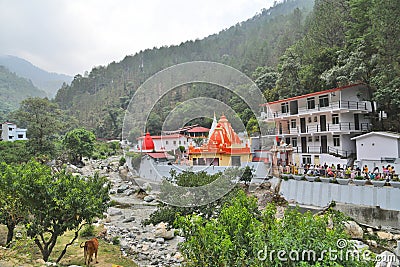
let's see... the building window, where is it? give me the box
[18,134,23,139]
[308,136,312,142]
[292,138,297,147]
[166,141,169,145]
[281,102,289,114]
[184,141,186,144]
[302,155,311,165]
[307,97,315,109]
[308,117,312,123]
[173,141,176,145]
[332,114,339,124]
[315,136,319,142]
[290,119,296,128]
[319,95,329,107]
[9,128,13,131]
[333,135,340,147]
[9,136,12,139]
[231,156,241,166]
[179,141,181,145]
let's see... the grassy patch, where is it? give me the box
[0,224,137,267]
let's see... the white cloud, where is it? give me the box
[0,0,274,76]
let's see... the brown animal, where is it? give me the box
[80,237,99,266]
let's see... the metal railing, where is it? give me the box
[292,146,354,158]
[267,122,370,135]
[267,101,369,119]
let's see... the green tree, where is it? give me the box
[0,140,31,164]
[12,97,64,157]
[64,128,96,164]
[240,166,254,186]
[143,170,241,227]
[18,161,110,262]
[0,162,27,246]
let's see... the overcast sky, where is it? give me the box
[0,0,275,76]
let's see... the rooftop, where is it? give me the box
[261,83,365,106]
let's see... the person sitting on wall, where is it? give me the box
[382,165,388,178]
[345,167,351,178]
[327,170,335,177]
[363,165,369,178]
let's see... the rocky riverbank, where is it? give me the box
[74,156,400,267]
[77,156,183,267]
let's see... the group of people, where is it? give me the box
[279,162,397,180]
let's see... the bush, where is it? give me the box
[112,236,120,245]
[175,191,372,267]
[80,224,95,237]
[119,156,126,166]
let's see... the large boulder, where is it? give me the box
[154,222,175,240]
[377,231,394,240]
[344,221,363,239]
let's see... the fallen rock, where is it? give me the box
[155,222,175,240]
[144,195,155,202]
[122,216,135,223]
[366,240,378,248]
[108,207,123,216]
[375,250,399,267]
[377,231,394,240]
[117,184,129,193]
[344,221,363,239]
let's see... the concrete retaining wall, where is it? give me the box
[280,180,400,211]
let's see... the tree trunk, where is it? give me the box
[6,222,15,247]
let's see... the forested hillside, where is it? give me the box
[55,0,314,138]
[55,0,400,138]
[0,66,47,121]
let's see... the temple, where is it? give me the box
[188,115,251,166]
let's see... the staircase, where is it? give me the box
[327,146,354,160]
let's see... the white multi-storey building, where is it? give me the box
[0,122,28,141]
[261,83,373,166]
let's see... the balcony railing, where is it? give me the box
[267,101,369,119]
[267,122,370,135]
[292,146,354,158]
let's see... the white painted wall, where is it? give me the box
[355,135,399,160]
[1,123,27,141]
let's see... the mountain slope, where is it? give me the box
[55,0,314,138]
[0,55,73,98]
[0,66,47,121]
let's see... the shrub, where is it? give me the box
[80,224,95,237]
[119,156,126,166]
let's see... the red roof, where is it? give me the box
[146,152,170,159]
[187,126,210,133]
[261,83,365,106]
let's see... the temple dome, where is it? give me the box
[142,132,155,150]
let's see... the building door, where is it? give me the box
[301,137,307,153]
[320,115,327,131]
[300,118,306,133]
[290,100,298,115]
[213,158,219,166]
[321,135,328,153]
[354,114,360,130]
